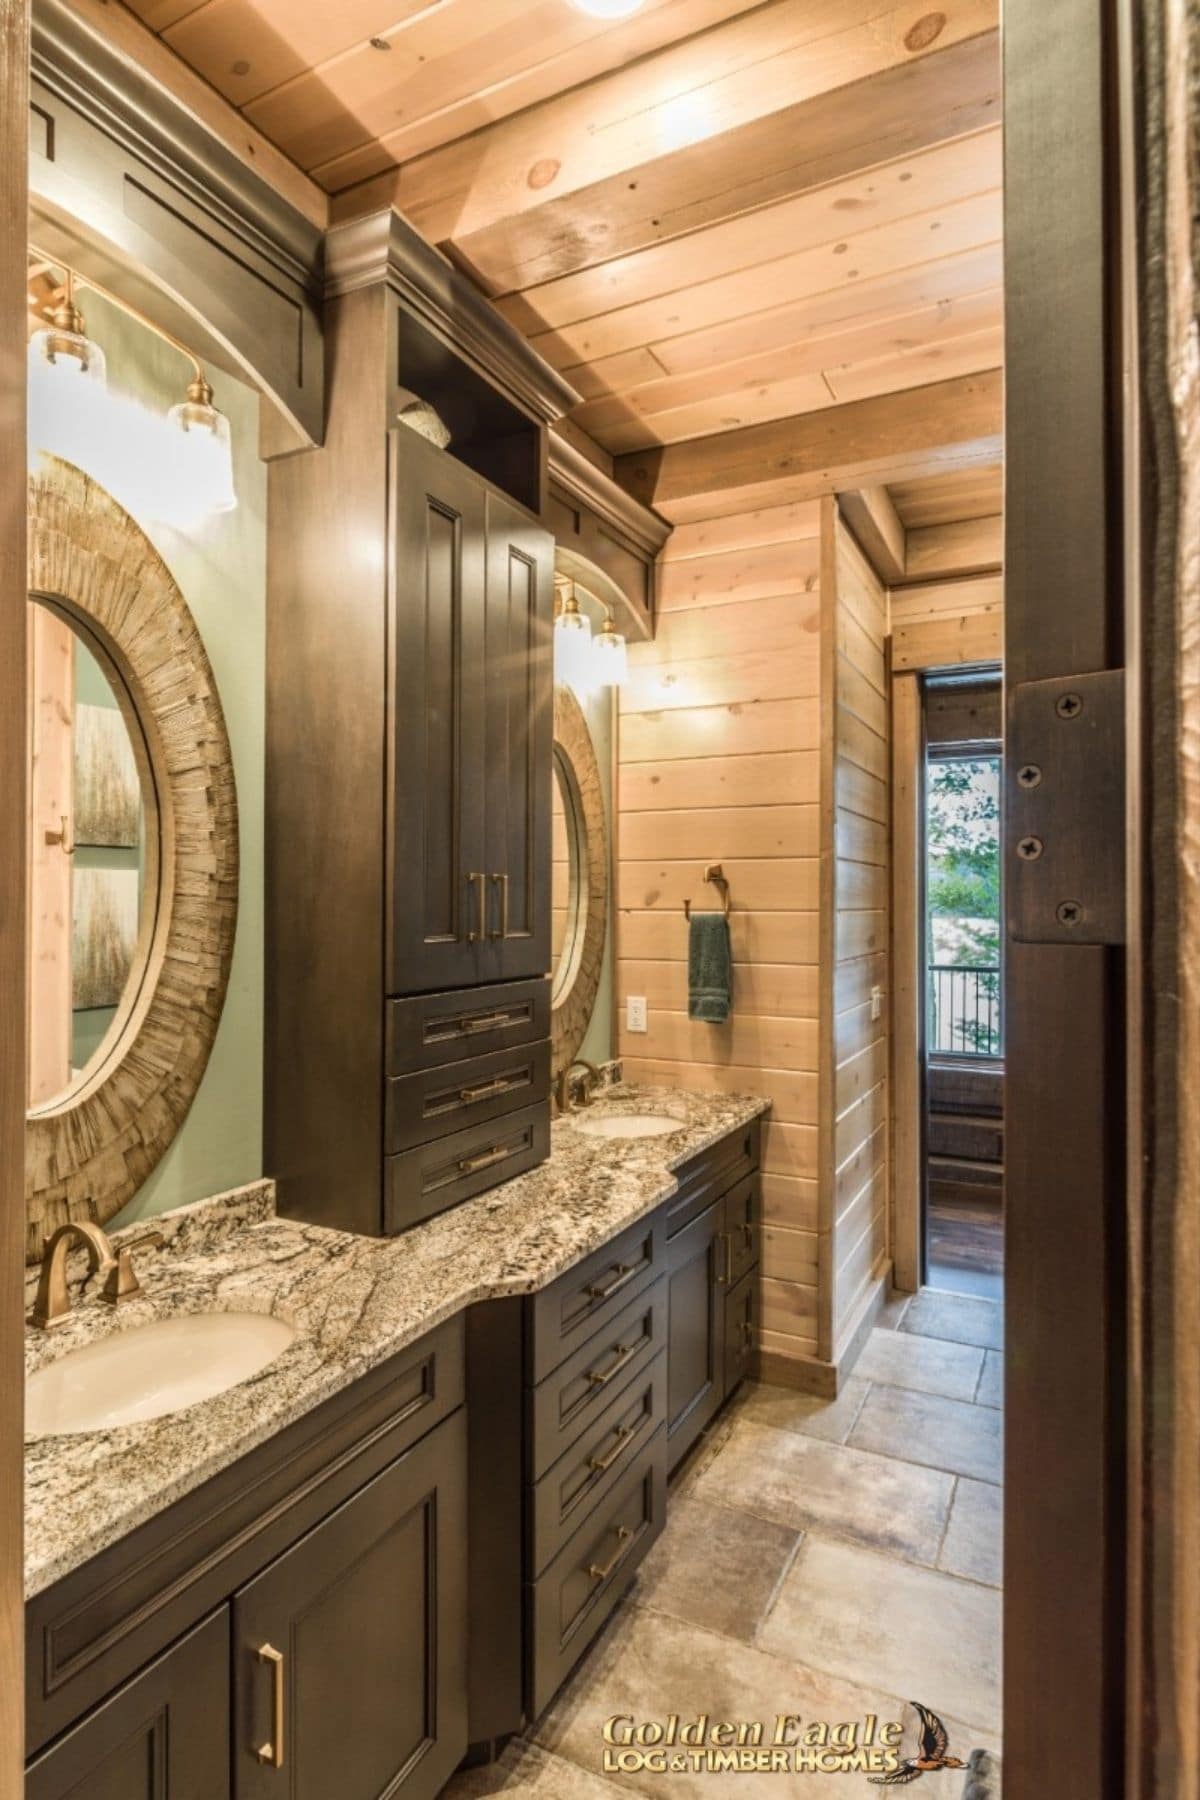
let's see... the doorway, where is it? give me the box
[922,675,1004,1301]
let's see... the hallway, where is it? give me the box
[450,1289,1003,1797]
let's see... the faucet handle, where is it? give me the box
[102,1230,165,1305]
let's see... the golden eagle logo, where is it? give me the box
[870,1704,966,1785]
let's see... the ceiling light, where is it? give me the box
[554,581,594,695]
[168,373,238,515]
[568,0,646,18]
[592,610,627,687]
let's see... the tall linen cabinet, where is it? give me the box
[265,212,574,1237]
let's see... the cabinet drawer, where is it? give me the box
[528,1280,667,1481]
[724,1267,757,1394]
[387,979,550,1075]
[386,1101,550,1233]
[530,1353,666,1577]
[527,1210,667,1384]
[386,1039,550,1153]
[723,1172,760,1289]
[662,1118,760,1240]
[527,1426,666,1720]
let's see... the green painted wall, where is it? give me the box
[67,296,267,1228]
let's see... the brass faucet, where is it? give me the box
[31,1221,165,1329]
[554,1057,602,1115]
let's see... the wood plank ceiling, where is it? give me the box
[123,0,1004,527]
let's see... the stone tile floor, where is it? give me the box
[447,1289,1003,1799]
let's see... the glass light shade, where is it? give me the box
[555,597,594,695]
[167,385,237,514]
[592,615,627,687]
[28,326,109,474]
[28,323,107,389]
[568,0,645,14]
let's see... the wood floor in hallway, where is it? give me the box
[447,1290,1003,1798]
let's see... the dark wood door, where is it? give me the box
[666,1198,726,1471]
[389,429,488,995]
[233,1410,468,1800]
[26,1609,230,1800]
[482,490,553,984]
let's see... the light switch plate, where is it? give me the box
[870,985,884,1022]
[626,995,648,1033]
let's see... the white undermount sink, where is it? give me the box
[26,1312,296,1438]
[570,1112,683,1140]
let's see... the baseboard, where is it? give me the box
[834,1263,892,1377]
[752,1346,838,1398]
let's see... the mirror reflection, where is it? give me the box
[551,746,584,1004]
[26,597,154,1110]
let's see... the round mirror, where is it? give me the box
[550,685,609,1080]
[26,597,158,1112]
[551,745,585,1006]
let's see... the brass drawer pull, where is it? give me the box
[460,1009,511,1034]
[715,1233,731,1285]
[585,1341,635,1388]
[466,872,487,943]
[490,872,510,939]
[457,1143,512,1175]
[459,1074,517,1103]
[588,1425,634,1475]
[587,1524,632,1584]
[255,1642,285,1769]
[742,1317,753,1349]
[585,1262,636,1303]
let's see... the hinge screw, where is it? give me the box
[1056,692,1084,719]
[1017,764,1042,788]
[1057,900,1083,926]
[1017,836,1044,861]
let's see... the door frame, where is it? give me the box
[0,0,28,1789]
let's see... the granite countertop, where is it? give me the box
[24,1084,767,1599]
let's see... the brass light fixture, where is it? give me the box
[28,247,238,515]
[591,609,627,687]
[553,576,594,694]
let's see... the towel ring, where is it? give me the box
[683,863,732,921]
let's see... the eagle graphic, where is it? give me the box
[869,1703,967,1785]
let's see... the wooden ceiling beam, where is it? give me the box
[333,1,1000,294]
[837,487,908,585]
[903,513,1004,578]
[614,370,1003,524]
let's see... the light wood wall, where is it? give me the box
[821,501,892,1364]
[616,498,823,1359]
[890,571,1002,669]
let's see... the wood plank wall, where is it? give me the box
[890,572,1002,669]
[821,501,892,1364]
[616,499,823,1360]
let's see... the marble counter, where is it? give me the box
[25,1084,767,1599]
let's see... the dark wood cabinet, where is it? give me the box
[666,1198,726,1468]
[234,1409,467,1800]
[26,1610,230,1800]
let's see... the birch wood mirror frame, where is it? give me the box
[25,460,238,1263]
[550,684,608,1080]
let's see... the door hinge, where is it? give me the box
[1007,669,1126,946]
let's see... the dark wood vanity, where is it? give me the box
[24,1116,760,1798]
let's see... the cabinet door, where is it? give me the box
[26,1610,229,1800]
[482,490,554,984]
[666,1198,726,1472]
[723,1266,757,1395]
[233,1410,467,1800]
[390,430,488,995]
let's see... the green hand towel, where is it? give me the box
[688,911,732,1023]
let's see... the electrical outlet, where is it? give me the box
[626,995,648,1034]
[870,985,884,1022]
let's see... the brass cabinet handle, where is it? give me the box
[715,1233,730,1285]
[460,1009,510,1034]
[466,871,487,943]
[587,1525,632,1583]
[459,1074,518,1104]
[585,1341,634,1388]
[457,1143,511,1175]
[489,872,510,940]
[588,1424,634,1475]
[742,1316,753,1349]
[585,1261,636,1303]
[255,1643,285,1769]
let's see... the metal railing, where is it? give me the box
[928,964,1003,1058]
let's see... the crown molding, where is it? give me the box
[548,432,671,561]
[325,209,580,425]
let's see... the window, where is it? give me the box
[925,754,1003,1058]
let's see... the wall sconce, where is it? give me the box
[554,579,594,695]
[591,609,627,687]
[28,247,238,517]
